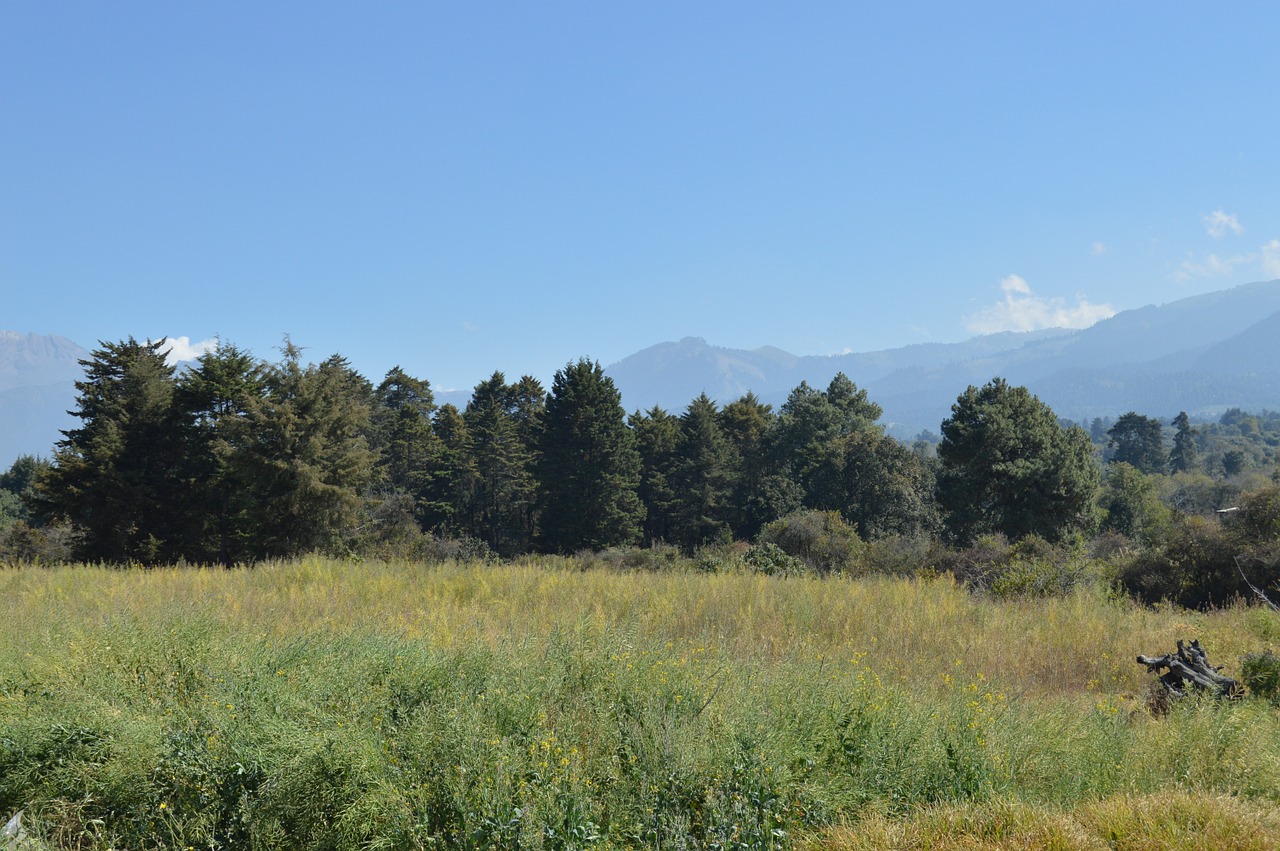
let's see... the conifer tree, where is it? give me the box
[536,359,643,552]
[176,341,266,563]
[631,406,682,544]
[938,378,1098,543]
[1169,411,1199,474]
[224,342,376,558]
[671,394,738,550]
[1108,412,1165,475]
[37,338,186,563]
[372,366,443,528]
[464,372,538,555]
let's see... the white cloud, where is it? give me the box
[964,275,1115,335]
[1203,210,1243,238]
[162,335,218,365]
[1176,252,1251,280]
[1263,240,1280,278]
[1092,241,1108,255]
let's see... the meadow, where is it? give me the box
[3,558,1280,850]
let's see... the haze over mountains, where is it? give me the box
[604,279,1280,436]
[3,280,1280,463]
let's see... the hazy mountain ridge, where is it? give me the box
[4,280,1280,462]
[606,280,1280,436]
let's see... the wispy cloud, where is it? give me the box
[1262,240,1280,278]
[1176,252,1252,280]
[162,335,218,365]
[964,275,1115,335]
[1092,241,1108,255]
[1203,210,1243,238]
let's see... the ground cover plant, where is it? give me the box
[3,558,1280,849]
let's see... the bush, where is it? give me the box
[1242,650,1280,705]
[757,510,864,575]
[1119,516,1239,609]
[862,534,942,578]
[742,542,806,576]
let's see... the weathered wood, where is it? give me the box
[1137,639,1240,699]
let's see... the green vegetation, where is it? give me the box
[3,558,1280,850]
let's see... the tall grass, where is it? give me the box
[2,558,1278,849]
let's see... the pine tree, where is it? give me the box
[372,366,443,528]
[938,378,1099,543]
[464,372,538,555]
[224,342,376,558]
[1108,412,1165,474]
[536,359,643,552]
[37,338,186,563]
[630,406,682,544]
[671,394,738,550]
[176,341,266,563]
[1169,411,1200,474]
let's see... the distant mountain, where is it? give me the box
[0,331,88,463]
[6,280,1280,464]
[605,280,1280,437]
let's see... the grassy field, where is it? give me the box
[3,558,1280,849]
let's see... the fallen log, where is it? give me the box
[1137,639,1240,699]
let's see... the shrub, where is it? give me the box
[757,510,864,575]
[1119,516,1239,608]
[1242,650,1280,706]
[742,542,806,576]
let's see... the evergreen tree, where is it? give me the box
[1108,412,1165,474]
[464,372,538,555]
[372,366,443,528]
[176,342,266,563]
[224,343,376,558]
[536,359,643,552]
[670,394,738,550]
[938,378,1099,543]
[808,428,938,539]
[428,403,473,534]
[630,406,682,544]
[1169,411,1199,474]
[37,338,186,563]
[718,392,778,537]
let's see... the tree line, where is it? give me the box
[1,337,1277,600]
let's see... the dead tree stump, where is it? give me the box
[1137,639,1241,700]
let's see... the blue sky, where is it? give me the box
[4,3,1279,393]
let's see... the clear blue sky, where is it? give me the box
[4,3,1279,392]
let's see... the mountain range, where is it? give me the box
[3,279,1280,463]
[604,279,1280,437]
[0,331,89,466]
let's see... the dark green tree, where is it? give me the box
[1169,411,1199,474]
[630,406,682,544]
[536,359,644,552]
[371,366,442,527]
[36,338,186,563]
[0,455,50,530]
[224,342,376,558]
[1098,462,1169,542]
[670,394,739,550]
[718,392,778,537]
[1108,412,1165,474]
[463,372,539,555]
[937,378,1099,544]
[428,404,474,534]
[808,428,939,539]
[176,342,267,563]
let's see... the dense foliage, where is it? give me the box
[2,337,1279,613]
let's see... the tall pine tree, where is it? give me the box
[38,338,187,563]
[536,359,643,552]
